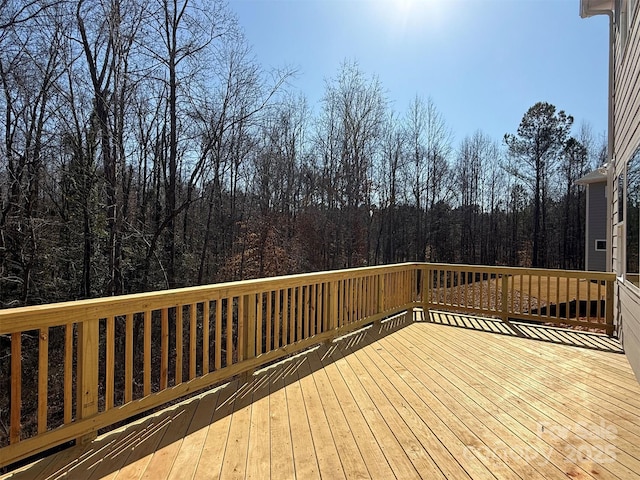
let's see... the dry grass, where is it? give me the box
[509,274,606,304]
[428,275,610,334]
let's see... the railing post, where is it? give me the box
[324,281,338,343]
[330,281,338,331]
[501,274,509,323]
[76,318,99,444]
[606,279,615,337]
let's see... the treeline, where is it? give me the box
[0,0,606,307]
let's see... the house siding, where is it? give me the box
[612,0,640,382]
[587,182,607,271]
[619,283,640,378]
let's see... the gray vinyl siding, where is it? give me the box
[613,0,640,382]
[587,183,607,271]
[619,283,640,380]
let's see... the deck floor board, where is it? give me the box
[3,312,640,480]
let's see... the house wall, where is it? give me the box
[612,0,640,381]
[587,182,608,271]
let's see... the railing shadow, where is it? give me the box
[6,308,624,479]
[4,313,413,480]
[421,309,624,354]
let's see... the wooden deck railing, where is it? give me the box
[0,262,615,469]
[421,264,615,334]
[0,263,418,468]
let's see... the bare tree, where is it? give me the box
[315,60,386,267]
[0,4,66,303]
[405,96,452,261]
[0,0,61,30]
[375,111,406,264]
[75,0,146,294]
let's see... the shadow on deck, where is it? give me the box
[424,310,624,354]
[3,312,636,480]
[2,315,412,480]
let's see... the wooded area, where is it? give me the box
[0,0,607,308]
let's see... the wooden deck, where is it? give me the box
[3,312,640,480]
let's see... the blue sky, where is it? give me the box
[231,0,610,146]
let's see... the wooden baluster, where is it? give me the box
[586,276,591,324]
[144,310,152,396]
[106,316,115,409]
[423,267,430,319]
[226,298,233,366]
[353,278,359,323]
[125,314,133,403]
[203,301,210,375]
[176,306,183,384]
[290,288,296,340]
[344,279,349,325]
[38,327,49,434]
[527,274,532,315]
[509,272,514,314]
[368,276,373,317]
[537,275,542,319]
[64,324,73,424]
[215,298,222,370]
[160,308,168,390]
[519,274,524,314]
[556,276,561,321]
[310,284,317,336]
[238,296,245,361]
[297,287,303,341]
[10,332,21,444]
[190,304,197,379]
[283,289,290,345]
[275,290,281,348]
[266,291,273,351]
[304,286,310,339]
[469,269,475,313]
[565,277,570,320]
[546,274,551,320]
[257,293,263,355]
[317,283,324,333]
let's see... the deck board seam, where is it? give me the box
[338,335,473,479]
[321,341,419,479]
[380,330,564,480]
[408,325,636,479]
[310,348,385,479]
[352,337,502,480]
[332,335,447,478]
[426,324,640,433]
[395,326,605,479]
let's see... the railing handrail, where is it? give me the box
[423,262,615,281]
[0,263,418,333]
[0,262,615,330]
